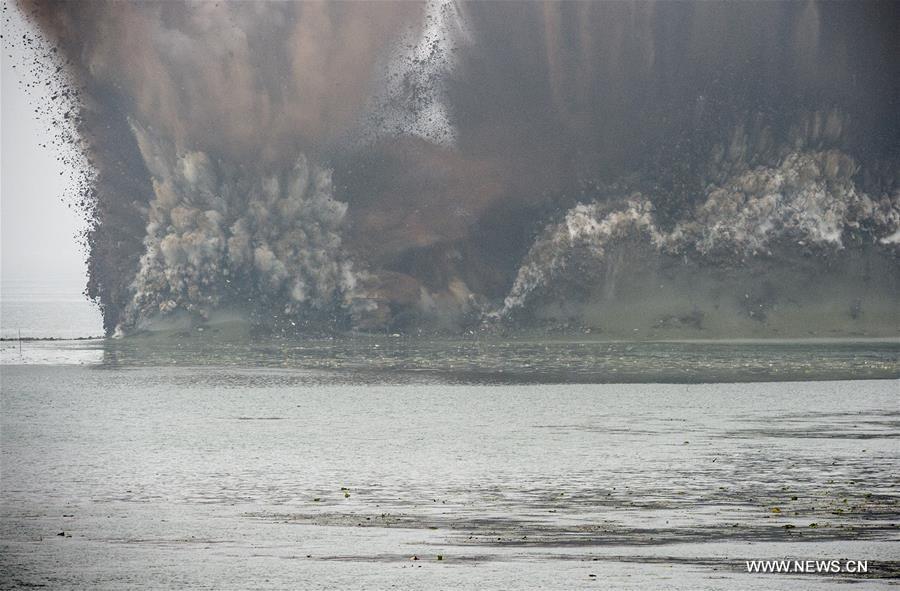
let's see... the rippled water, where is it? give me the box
[1,356,898,589]
[0,279,103,340]
[2,279,898,589]
[3,333,900,383]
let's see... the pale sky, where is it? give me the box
[1,4,88,283]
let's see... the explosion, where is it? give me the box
[10,0,899,337]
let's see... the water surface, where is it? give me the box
[2,364,898,589]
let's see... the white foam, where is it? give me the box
[501,150,900,315]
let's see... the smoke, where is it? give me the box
[16,0,424,332]
[359,0,469,147]
[123,125,358,332]
[501,148,899,315]
[11,0,900,336]
[24,1,423,160]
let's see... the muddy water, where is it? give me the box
[1,362,897,589]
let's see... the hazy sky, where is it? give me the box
[2,5,87,283]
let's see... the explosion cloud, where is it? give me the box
[502,148,899,315]
[10,0,900,337]
[124,126,358,333]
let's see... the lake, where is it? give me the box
[1,282,898,589]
